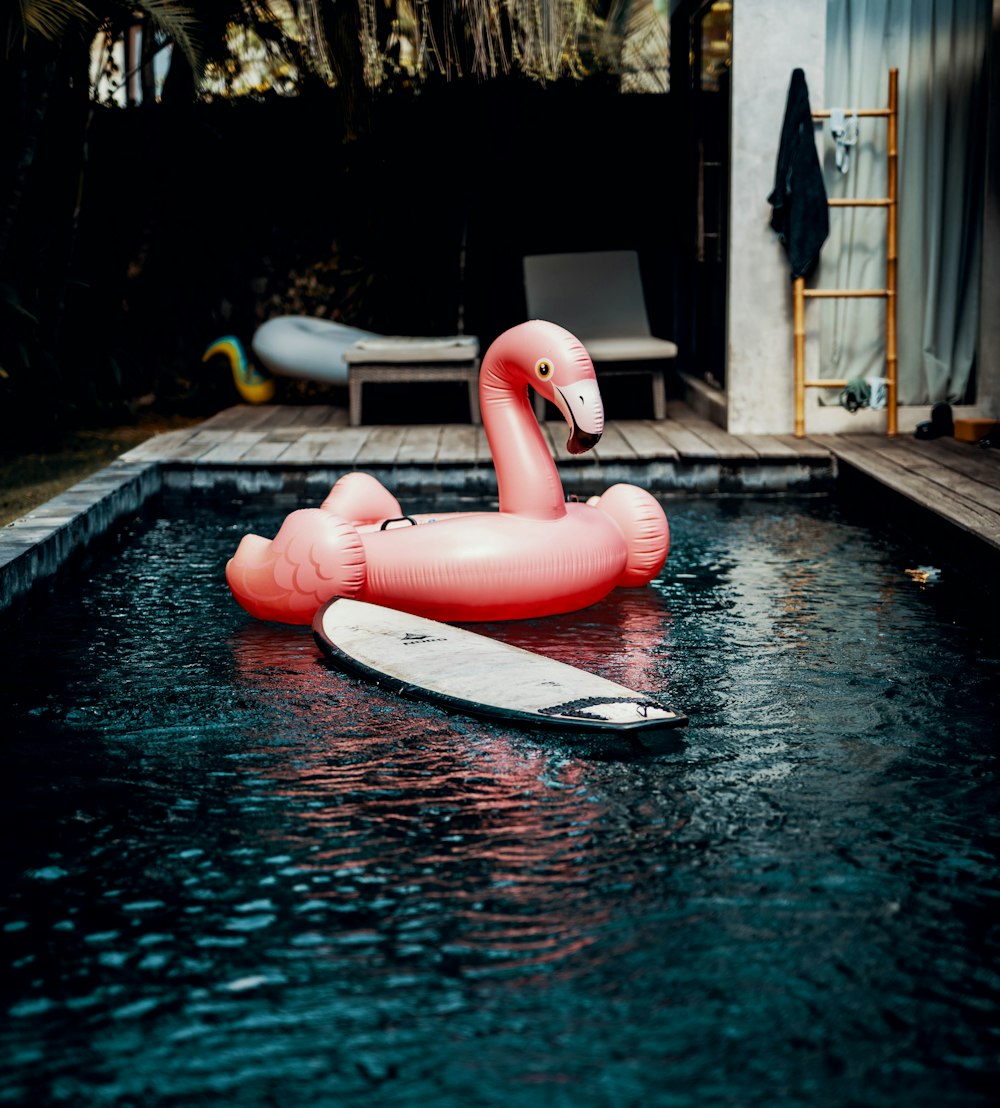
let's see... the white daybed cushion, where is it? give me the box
[344,335,480,365]
[580,336,678,362]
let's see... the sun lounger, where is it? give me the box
[523,250,678,420]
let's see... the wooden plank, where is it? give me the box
[738,434,803,460]
[903,465,1000,515]
[780,434,836,459]
[809,433,881,458]
[289,405,345,428]
[198,431,268,463]
[613,420,680,460]
[864,444,1000,514]
[653,423,720,459]
[252,405,325,430]
[355,426,407,465]
[474,425,493,465]
[241,440,296,463]
[119,429,203,461]
[538,422,558,457]
[127,428,238,462]
[668,408,760,460]
[276,434,329,464]
[437,424,479,464]
[909,437,1000,486]
[823,434,1000,488]
[244,407,284,430]
[315,428,373,465]
[397,425,443,464]
[817,436,1000,548]
[252,406,312,430]
[659,402,727,457]
[592,423,637,462]
[258,428,313,444]
[698,428,760,460]
[157,434,235,462]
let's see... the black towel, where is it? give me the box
[767,68,829,279]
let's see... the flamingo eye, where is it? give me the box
[535,359,553,380]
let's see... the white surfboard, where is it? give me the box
[312,598,687,735]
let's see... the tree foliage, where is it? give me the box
[0,1,664,447]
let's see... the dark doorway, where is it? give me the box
[671,0,732,390]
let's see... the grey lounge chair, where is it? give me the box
[522,250,678,420]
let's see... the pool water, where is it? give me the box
[1,496,997,1106]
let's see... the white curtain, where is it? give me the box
[820,0,992,405]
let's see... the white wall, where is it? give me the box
[725,0,827,435]
[723,0,996,435]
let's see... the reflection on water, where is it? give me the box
[0,498,997,1106]
[479,585,675,693]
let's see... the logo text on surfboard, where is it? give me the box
[401,631,447,645]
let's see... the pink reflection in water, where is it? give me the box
[477,586,675,696]
[223,595,682,981]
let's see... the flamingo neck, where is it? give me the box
[479,354,567,520]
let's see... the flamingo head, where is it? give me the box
[485,320,605,455]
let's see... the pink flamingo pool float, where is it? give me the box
[226,320,670,624]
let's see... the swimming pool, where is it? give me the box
[1,495,997,1105]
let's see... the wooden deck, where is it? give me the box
[118,401,1000,552]
[814,431,1000,555]
[3,400,999,612]
[120,400,833,490]
[119,400,1000,555]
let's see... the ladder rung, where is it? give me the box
[802,289,889,299]
[828,198,893,207]
[811,108,891,119]
[804,379,849,388]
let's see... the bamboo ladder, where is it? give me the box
[793,68,898,437]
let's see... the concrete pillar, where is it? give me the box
[725,1,826,435]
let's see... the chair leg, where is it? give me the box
[651,371,666,421]
[349,376,362,427]
[468,378,481,425]
[533,392,547,423]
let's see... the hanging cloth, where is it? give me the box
[767,68,829,279]
[829,109,859,174]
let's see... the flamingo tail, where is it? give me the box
[226,509,366,624]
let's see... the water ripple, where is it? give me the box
[0,498,997,1106]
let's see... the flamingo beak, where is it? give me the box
[553,379,604,455]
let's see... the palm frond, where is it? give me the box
[132,0,201,68]
[15,0,95,43]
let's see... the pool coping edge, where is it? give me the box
[1,453,839,613]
